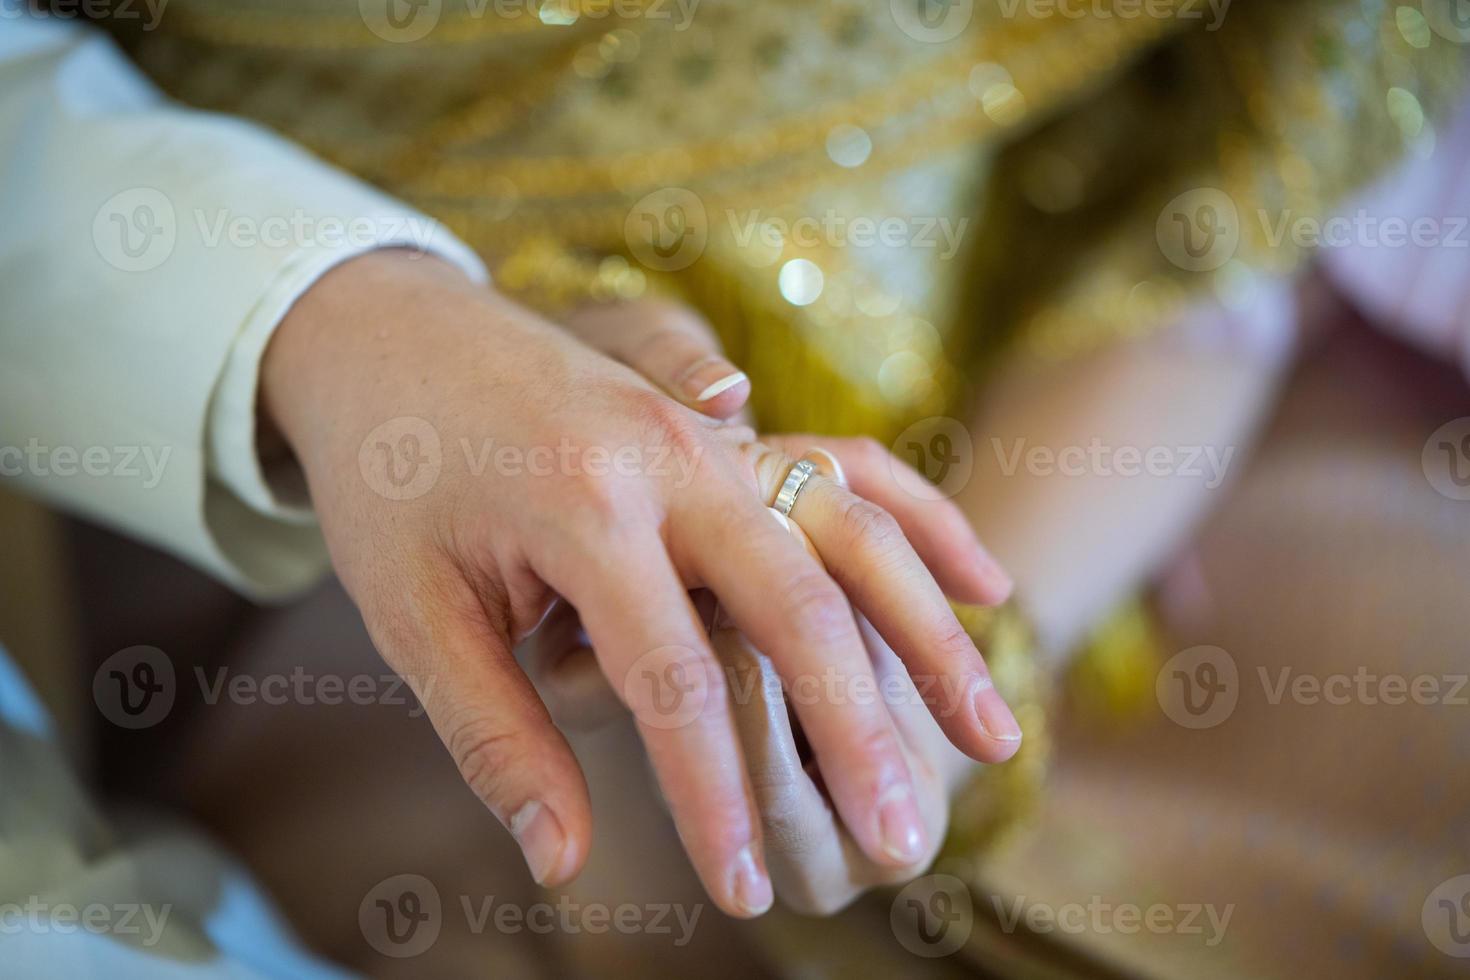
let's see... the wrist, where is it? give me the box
[259,248,480,464]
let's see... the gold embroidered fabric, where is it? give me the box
[108,0,1463,443]
[89,6,1466,972]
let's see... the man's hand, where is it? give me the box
[261,253,1020,917]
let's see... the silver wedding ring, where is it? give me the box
[773,458,817,516]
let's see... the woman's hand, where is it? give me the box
[260,253,1020,918]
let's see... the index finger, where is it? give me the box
[547,533,774,918]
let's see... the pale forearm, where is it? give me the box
[956,284,1301,661]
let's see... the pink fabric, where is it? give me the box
[1322,90,1470,382]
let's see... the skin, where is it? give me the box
[259,251,1021,918]
[526,298,1022,913]
[530,281,1298,914]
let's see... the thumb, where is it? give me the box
[561,299,750,419]
[366,577,593,888]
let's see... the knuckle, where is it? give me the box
[931,619,978,665]
[835,497,904,555]
[447,717,523,807]
[558,475,627,533]
[779,572,854,647]
[629,390,706,457]
[746,764,813,848]
[761,796,826,858]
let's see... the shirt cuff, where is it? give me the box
[206,220,487,523]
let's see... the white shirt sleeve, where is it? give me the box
[0,20,487,599]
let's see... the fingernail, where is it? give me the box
[509,801,565,885]
[694,370,748,402]
[877,783,926,864]
[730,844,773,916]
[769,509,792,532]
[973,678,1023,743]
